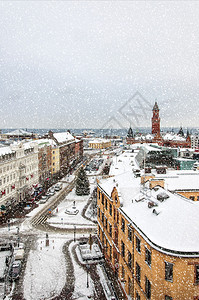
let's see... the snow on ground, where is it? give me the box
[0,221,21,235]
[47,181,96,229]
[24,234,69,300]
[0,154,102,300]
[47,193,94,228]
[69,242,94,300]
[96,264,115,300]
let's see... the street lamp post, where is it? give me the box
[86,264,90,288]
[17,226,20,247]
[74,225,76,242]
[7,220,10,232]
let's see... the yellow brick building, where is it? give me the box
[97,151,199,300]
[88,138,111,149]
[51,147,60,175]
[142,171,199,202]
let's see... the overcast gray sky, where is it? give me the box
[0,1,199,129]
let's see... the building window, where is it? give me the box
[136,262,141,284]
[165,296,172,300]
[98,207,100,218]
[145,276,151,299]
[128,227,132,241]
[101,212,104,224]
[122,265,125,280]
[110,245,112,260]
[105,198,107,210]
[136,236,141,253]
[101,194,104,205]
[195,265,199,284]
[109,203,112,216]
[105,217,107,230]
[109,224,112,237]
[121,241,125,258]
[121,218,125,233]
[145,248,151,267]
[128,251,132,269]
[165,262,173,282]
[136,291,140,300]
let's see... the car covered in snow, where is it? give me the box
[48,191,55,196]
[8,260,22,281]
[54,182,63,191]
[39,196,48,204]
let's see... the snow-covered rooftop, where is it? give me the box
[0,146,13,156]
[163,132,186,141]
[98,150,199,255]
[88,138,111,144]
[5,129,33,136]
[34,138,56,148]
[54,132,75,144]
[154,169,199,191]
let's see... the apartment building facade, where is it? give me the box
[97,151,199,300]
[48,131,83,177]
[0,141,39,208]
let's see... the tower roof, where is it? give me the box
[153,101,159,111]
[178,126,184,137]
[127,126,134,138]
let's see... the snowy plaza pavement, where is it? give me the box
[0,170,121,300]
[47,188,96,229]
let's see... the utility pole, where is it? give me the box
[74,225,76,242]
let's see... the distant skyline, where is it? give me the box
[1,1,199,129]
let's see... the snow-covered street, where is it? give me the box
[0,156,121,300]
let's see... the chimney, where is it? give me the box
[149,178,165,189]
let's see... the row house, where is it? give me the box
[48,131,83,177]
[35,139,53,183]
[0,141,39,208]
[97,150,199,300]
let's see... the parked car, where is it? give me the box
[39,196,48,204]
[55,182,63,191]
[48,187,55,193]
[14,248,25,261]
[48,191,55,196]
[8,260,22,281]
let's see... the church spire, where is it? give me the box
[127,126,134,138]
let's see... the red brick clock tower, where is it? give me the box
[152,101,160,135]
